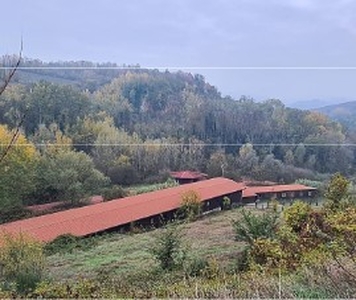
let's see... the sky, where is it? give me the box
[2,0,356,105]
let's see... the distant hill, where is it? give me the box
[2,55,140,92]
[288,98,350,110]
[314,101,356,130]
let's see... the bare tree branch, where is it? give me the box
[0,40,25,164]
[0,39,23,96]
[0,110,27,163]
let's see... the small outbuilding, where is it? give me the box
[170,170,208,184]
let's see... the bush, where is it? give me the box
[44,234,98,255]
[282,201,312,233]
[249,238,284,270]
[128,179,179,196]
[0,205,32,224]
[222,196,231,210]
[0,233,45,294]
[150,225,186,271]
[142,171,172,185]
[178,190,202,221]
[236,248,250,272]
[30,278,114,298]
[184,256,209,277]
[233,209,279,245]
[101,185,127,201]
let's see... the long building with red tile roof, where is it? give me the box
[242,184,317,203]
[0,178,244,243]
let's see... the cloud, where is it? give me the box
[277,0,356,36]
[282,0,317,10]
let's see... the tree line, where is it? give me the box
[0,58,355,221]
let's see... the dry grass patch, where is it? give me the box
[46,207,261,280]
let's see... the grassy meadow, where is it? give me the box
[45,208,248,281]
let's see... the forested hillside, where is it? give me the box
[0,57,355,222]
[315,101,356,131]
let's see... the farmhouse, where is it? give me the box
[0,178,244,243]
[170,170,208,184]
[242,184,317,203]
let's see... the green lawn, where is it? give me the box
[125,180,178,196]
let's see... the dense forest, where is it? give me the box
[0,56,355,221]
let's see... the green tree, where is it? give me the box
[236,143,259,177]
[150,225,186,271]
[324,173,351,211]
[0,125,37,220]
[294,143,306,167]
[256,154,283,182]
[107,154,138,185]
[23,81,92,134]
[207,151,227,177]
[283,149,294,165]
[91,117,136,176]
[29,150,109,205]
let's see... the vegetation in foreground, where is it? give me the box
[0,173,355,298]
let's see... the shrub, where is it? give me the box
[270,198,279,212]
[30,278,114,298]
[129,222,144,234]
[178,190,202,221]
[233,209,279,245]
[44,234,98,255]
[0,232,45,294]
[101,185,127,201]
[236,247,250,272]
[200,257,221,279]
[249,238,284,271]
[128,179,179,196]
[184,256,209,277]
[222,196,231,210]
[150,225,186,271]
[0,205,32,224]
[282,201,312,233]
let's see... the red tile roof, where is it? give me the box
[170,171,208,180]
[0,178,244,243]
[243,184,317,198]
[242,189,259,198]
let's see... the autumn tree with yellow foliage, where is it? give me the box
[0,125,37,222]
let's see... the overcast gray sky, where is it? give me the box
[2,0,356,104]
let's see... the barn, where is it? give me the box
[242,184,317,204]
[0,178,244,243]
[169,170,208,184]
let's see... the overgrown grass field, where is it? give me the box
[45,208,249,281]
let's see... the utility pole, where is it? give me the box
[221,163,226,177]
